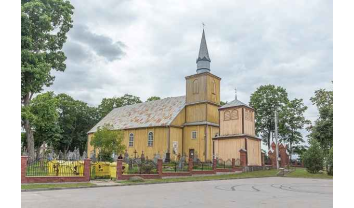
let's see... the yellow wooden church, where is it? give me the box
[87,29,262,166]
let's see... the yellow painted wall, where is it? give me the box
[244,108,255,136]
[87,133,95,158]
[207,104,219,124]
[186,103,206,123]
[183,125,205,161]
[247,138,261,166]
[219,107,242,136]
[186,73,221,104]
[170,108,185,126]
[214,138,245,160]
[169,127,183,161]
[206,75,220,104]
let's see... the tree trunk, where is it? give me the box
[24,119,35,159]
[23,92,35,159]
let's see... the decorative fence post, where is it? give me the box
[116,159,123,180]
[83,158,91,181]
[261,152,265,167]
[157,159,163,176]
[188,158,193,172]
[232,158,236,170]
[239,149,247,167]
[21,156,28,183]
[212,159,217,172]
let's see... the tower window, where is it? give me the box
[224,110,231,121]
[129,133,134,147]
[231,110,238,120]
[212,80,216,95]
[193,79,199,94]
[148,132,154,147]
[191,131,197,139]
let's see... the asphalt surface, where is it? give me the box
[21,177,333,208]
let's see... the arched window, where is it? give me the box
[129,133,134,147]
[231,109,238,120]
[193,79,199,94]
[224,110,231,121]
[148,132,154,147]
[212,80,216,94]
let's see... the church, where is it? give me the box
[87,29,262,166]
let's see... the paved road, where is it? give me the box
[22,177,332,208]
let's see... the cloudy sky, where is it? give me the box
[47,0,333,141]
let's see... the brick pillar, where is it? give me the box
[157,159,163,176]
[116,159,123,180]
[21,156,28,184]
[261,152,265,166]
[188,158,193,172]
[239,149,247,167]
[232,158,236,169]
[268,150,276,168]
[279,145,287,168]
[212,159,217,171]
[83,158,91,181]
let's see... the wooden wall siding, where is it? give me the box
[244,109,255,136]
[169,127,183,161]
[207,104,219,124]
[247,138,261,166]
[123,127,168,160]
[170,108,185,126]
[219,108,243,136]
[186,103,206,123]
[207,126,219,161]
[214,138,245,160]
[186,75,207,104]
[183,126,206,161]
[206,75,220,104]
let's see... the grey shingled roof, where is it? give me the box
[196,29,211,63]
[219,99,253,109]
[88,96,185,133]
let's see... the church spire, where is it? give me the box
[196,28,211,73]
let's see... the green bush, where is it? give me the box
[327,147,333,176]
[303,140,324,174]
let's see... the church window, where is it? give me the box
[231,110,238,120]
[193,79,199,94]
[129,133,134,147]
[224,110,231,121]
[212,80,216,95]
[148,132,154,147]
[191,131,197,139]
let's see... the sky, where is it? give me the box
[46,0,333,148]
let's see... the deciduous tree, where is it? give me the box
[146,96,161,102]
[21,0,74,158]
[98,94,142,118]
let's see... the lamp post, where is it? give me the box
[275,110,279,170]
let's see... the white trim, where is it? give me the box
[191,131,197,139]
[148,131,154,147]
[129,133,134,147]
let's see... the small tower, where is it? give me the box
[196,29,211,73]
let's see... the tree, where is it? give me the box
[146,96,161,102]
[98,94,142,118]
[21,0,74,158]
[249,85,289,149]
[327,147,333,176]
[279,98,311,160]
[302,140,324,174]
[21,92,62,156]
[90,124,126,161]
[308,88,333,153]
[56,93,100,154]
[220,101,227,106]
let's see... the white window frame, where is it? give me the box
[191,131,197,139]
[148,132,154,147]
[129,133,134,147]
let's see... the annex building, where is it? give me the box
[87,29,262,166]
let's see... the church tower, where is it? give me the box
[183,29,221,161]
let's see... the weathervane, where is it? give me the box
[202,22,205,29]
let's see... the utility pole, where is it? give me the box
[274,110,279,169]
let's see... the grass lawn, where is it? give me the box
[285,168,333,179]
[21,182,96,190]
[117,169,279,185]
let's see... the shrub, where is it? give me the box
[302,140,324,174]
[327,147,333,176]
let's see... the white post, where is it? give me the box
[275,110,279,170]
